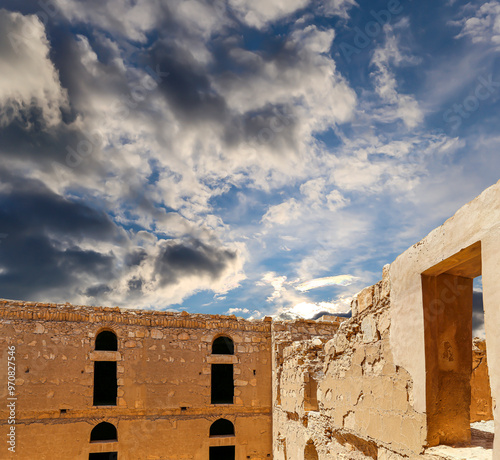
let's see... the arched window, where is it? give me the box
[212,336,234,355]
[304,441,318,460]
[90,422,117,442]
[95,331,118,351]
[210,419,235,437]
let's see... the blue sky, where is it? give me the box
[0,0,498,321]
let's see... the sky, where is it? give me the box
[0,0,498,326]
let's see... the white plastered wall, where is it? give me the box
[389,179,500,453]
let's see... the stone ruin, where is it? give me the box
[1,179,500,459]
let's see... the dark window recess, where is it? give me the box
[304,442,318,460]
[93,361,117,406]
[210,419,235,437]
[209,446,235,460]
[95,331,118,351]
[212,336,234,355]
[211,364,234,404]
[89,453,117,460]
[90,422,118,442]
[304,375,319,412]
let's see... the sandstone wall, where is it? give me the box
[0,300,273,460]
[273,268,428,460]
[471,338,494,423]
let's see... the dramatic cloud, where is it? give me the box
[0,9,69,126]
[0,172,120,301]
[0,0,497,333]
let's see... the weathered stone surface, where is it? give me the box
[471,338,494,423]
[357,285,374,315]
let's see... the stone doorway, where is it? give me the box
[422,241,493,448]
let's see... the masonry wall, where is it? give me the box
[273,268,429,460]
[471,338,494,423]
[0,301,273,460]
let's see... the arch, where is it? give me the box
[90,422,117,442]
[95,330,118,351]
[209,418,235,437]
[304,441,318,460]
[212,336,234,355]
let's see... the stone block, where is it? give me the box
[34,323,45,334]
[382,264,391,299]
[151,329,163,339]
[361,316,379,343]
[357,286,374,315]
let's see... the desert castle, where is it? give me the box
[2,180,500,459]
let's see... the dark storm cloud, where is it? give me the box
[227,104,298,150]
[472,290,485,338]
[0,172,120,300]
[127,277,143,293]
[0,118,105,176]
[125,249,148,267]
[84,284,112,297]
[155,239,237,286]
[151,47,229,124]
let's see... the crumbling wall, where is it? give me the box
[471,338,494,423]
[273,267,428,459]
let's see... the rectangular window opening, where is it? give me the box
[209,446,235,460]
[211,364,234,404]
[89,453,117,460]
[93,361,117,406]
[304,374,319,412]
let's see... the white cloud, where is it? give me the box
[0,10,69,127]
[455,2,500,48]
[52,0,160,42]
[261,198,302,226]
[320,0,357,18]
[296,274,359,291]
[227,307,250,314]
[229,0,310,29]
[215,25,356,130]
[369,24,423,129]
[262,179,349,227]
[277,298,351,319]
